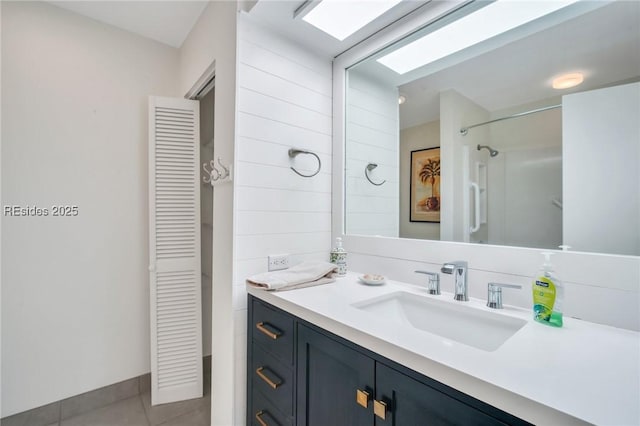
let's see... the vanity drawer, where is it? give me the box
[251,387,292,426]
[252,343,294,416]
[252,299,294,365]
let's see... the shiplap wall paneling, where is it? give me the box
[346,69,399,237]
[232,15,334,424]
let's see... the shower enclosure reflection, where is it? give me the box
[344,1,639,256]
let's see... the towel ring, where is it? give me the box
[289,148,321,178]
[365,163,385,186]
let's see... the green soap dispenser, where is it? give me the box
[532,252,564,327]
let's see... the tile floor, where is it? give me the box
[2,361,211,426]
[53,385,211,426]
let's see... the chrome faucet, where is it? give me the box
[441,261,468,301]
[414,270,440,295]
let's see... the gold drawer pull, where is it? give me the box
[255,410,268,426]
[256,322,282,340]
[256,366,282,389]
[356,389,370,408]
[374,399,387,420]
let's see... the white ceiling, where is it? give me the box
[352,1,640,129]
[48,1,209,48]
[43,0,639,129]
[46,0,429,56]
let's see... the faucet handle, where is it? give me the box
[487,283,522,309]
[414,270,441,295]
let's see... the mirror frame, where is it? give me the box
[331,0,639,290]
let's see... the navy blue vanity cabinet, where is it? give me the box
[296,324,375,426]
[375,363,516,426]
[247,295,531,426]
[248,297,295,426]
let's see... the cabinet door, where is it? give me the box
[375,364,509,426]
[297,325,374,426]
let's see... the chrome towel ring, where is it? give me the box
[365,163,385,186]
[289,148,321,178]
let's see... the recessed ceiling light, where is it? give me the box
[299,0,402,41]
[552,72,584,89]
[377,0,580,74]
[398,95,406,105]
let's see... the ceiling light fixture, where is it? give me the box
[377,0,580,74]
[297,0,402,41]
[552,72,584,89]
[398,95,406,105]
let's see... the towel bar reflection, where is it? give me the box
[365,163,386,186]
[289,148,321,178]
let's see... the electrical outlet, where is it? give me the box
[268,254,290,271]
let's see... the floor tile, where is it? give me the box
[156,402,210,426]
[0,402,60,426]
[139,374,151,395]
[60,396,148,426]
[61,378,139,420]
[141,392,210,426]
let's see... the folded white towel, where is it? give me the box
[246,261,337,291]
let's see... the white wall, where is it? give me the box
[501,147,562,249]
[487,100,562,249]
[233,13,333,425]
[177,2,237,425]
[563,82,640,256]
[399,120,441,240]
[1,1,179,416]
[439,90,489,242]
[345,69,399,237]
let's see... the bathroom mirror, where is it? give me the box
[344,0,639,256]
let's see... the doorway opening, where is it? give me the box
[197,84,214,383]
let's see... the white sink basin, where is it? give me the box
[352,291,527,351]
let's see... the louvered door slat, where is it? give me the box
[148,96,202,406]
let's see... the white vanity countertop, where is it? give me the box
[247,272,640,426]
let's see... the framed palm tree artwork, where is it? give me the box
[410,147,441,223]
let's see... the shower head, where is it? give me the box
[477,144,499,157]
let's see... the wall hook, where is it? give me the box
[217,157,230,179]
[288,148,321,178]
[203,157,232,186]
[365,163,386,186]
[202,161,214,183]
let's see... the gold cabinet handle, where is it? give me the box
[356,389,370,408]
[256,322,282,340]
[374,399,387,420]
[256,366,282,389]
[255,410,268,426]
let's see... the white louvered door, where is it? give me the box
[148,96,203,405]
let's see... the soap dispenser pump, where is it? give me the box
[532,252,564,327]
[330,237,347,277]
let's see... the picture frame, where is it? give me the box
[410,147,441,223]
